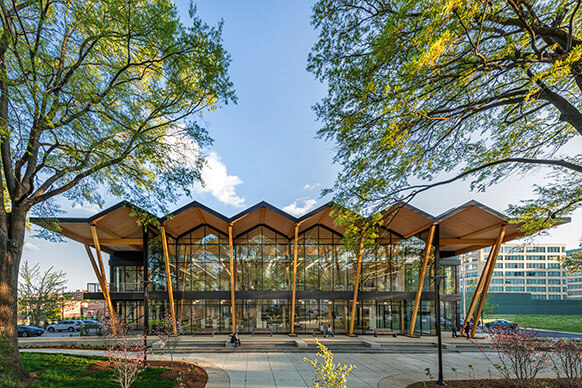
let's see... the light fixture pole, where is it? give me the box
[434,273,446,386]
[434,224,445,386]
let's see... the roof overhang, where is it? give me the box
[30,199,570,255]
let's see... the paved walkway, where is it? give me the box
[19,333,489,351]
[21,347,560,388]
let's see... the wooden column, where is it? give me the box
[88,226,116,329]
[470,225,506,338]
[408,224,436,336]
[289,224,299,336]
[161,225,177,335]
[348,234,365,336]
[460,242,497,335]
[228,223,236,334]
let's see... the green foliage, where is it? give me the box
[0,0,234,219]
[304,339,356,388]
[308,0,582,237]
[562,248,582,274]
[18,260,67,328]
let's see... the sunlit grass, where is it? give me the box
[487,314,582,333]
[7,353,176,388]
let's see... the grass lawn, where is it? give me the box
[3,353,177,388]
[487,314,582,333]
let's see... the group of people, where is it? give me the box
[451,318,480,338]
[230,323,335,347]
[318,324,334,337]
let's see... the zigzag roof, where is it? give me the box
[30,199,569,256]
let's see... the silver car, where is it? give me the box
[46,320,85,332]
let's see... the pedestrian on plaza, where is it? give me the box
[451,319,458,338]
[326,326,334,338]
[319,323,325,335]
[231,332,241,347]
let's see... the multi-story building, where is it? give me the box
[459,244,569,311]
[32,200,567,335]
[566,249,582,300]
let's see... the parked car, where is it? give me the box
[485,320,518,333]
[46,320,85,332]
[17,325,44,337]
[82,320,102,329]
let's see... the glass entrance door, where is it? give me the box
[376,302,392,330]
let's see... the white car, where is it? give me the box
[46,320,85,332]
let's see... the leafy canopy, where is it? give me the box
[309,0,582,266]
[0,0,234,218]
[18,260,66,327]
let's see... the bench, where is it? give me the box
[374,328,397,338]
[193,327,214,336]
[252,327,272,336]
[312,329,327,337]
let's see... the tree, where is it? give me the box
[308,1,582,247]
[154,313,181,373]
[0,0,234,382]
[18,260,66,328]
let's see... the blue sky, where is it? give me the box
[23,1,582,290]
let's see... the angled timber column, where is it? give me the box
[460,224,506,336]
[289,223,300,336]
[408,223,436,336]
[460,246,496,335]
[348,234,365,336]
[161,225,177,335]
[228,223,236,334]
[88,225,117,329]
[470,225,506,338]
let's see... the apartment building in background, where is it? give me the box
[459,243,570,311]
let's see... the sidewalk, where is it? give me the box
[19,333,489,353]
[22,347,560,388]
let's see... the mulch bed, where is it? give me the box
[407,378,573,387]
[86,359,208,388]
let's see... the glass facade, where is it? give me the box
[111,225,459,335]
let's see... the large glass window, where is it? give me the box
[111,266,143,291]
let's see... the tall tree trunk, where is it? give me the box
[0,207,31,382]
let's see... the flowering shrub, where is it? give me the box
[482,329,549,388]
[304,339,355,388]
[551,339,582,388]
[102,319,148,388]
[154,313,182,372]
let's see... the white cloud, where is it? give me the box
[71,203,102,214]
[164,128,201,170]
[283,198,317,216]
[24,242,40,251]
[196,152,245,208]
[162,128,245,208]
[303,183,321,191]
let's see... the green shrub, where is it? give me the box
[304,339,355,388]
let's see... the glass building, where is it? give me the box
[33,200,563,335]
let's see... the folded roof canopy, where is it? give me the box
[30,199,569,255]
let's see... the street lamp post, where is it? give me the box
[434,274,446,386]
[434,224,446,386]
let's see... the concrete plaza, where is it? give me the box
[21,346,560,388]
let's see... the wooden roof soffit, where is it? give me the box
[404,222,438,239]
[459,222,506,239]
